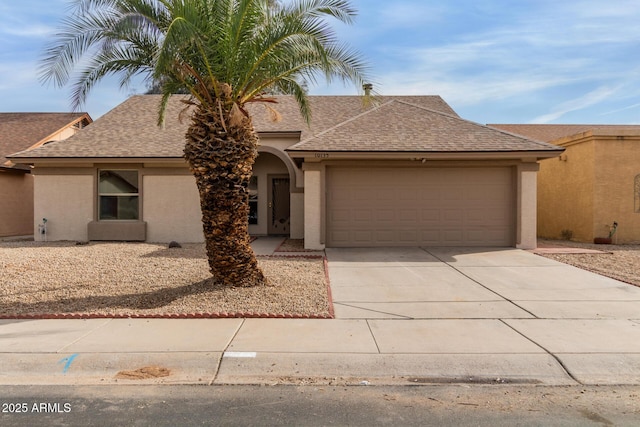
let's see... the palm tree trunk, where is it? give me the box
[184,99,266,287]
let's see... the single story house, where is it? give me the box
[0,112,92,238]
[490,124,640,244]
[9,95,563,249]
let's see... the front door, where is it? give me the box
[267,175,290,235]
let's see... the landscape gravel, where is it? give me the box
[2,239,638,318]
[536,240,640,287]
[0,241,330,317]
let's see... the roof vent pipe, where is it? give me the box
[363,83,373,96]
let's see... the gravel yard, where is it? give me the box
[2,239,638,318]
[0,241,330,318]
[536,239,640,287]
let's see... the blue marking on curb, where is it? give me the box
[58,353,79,374]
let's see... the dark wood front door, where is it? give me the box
[268,175,290,235]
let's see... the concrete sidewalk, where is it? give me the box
[1,245,640,386]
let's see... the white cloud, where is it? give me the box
[600,102,640,116]
[1,24,55,38]
[531,85,622,123]
[376,2,448,28]
[0,61,40,91]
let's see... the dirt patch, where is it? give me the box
[275,239,317,252]
[115,366,171,380]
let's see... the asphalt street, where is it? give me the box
[1,384,639,427]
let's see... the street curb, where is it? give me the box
[0,352,221,385]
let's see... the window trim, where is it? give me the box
[249,175,258,225]
[97,169,141,221]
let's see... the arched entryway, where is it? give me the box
[250,150,294,236]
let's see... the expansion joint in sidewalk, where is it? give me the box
[499,319,582,385]
[365,320,382,354]
[210,319,246,385]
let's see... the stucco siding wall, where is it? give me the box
[0,172,34,237]
[143,175,203,243]
[516,164,538,249]
[303,166,324,249]
[34,174,93,241]
[259,136,299,152]
[537,141,595,241]
[290,193,304,239]
[593,140,640,243]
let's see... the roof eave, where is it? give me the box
[8,156,187,166]
[286,150,565,161]
[0,165,31,173]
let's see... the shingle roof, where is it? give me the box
[9,96,192,159]
[489,124,640,143]
[288,99,563,153]
[1,112,90,168]
[10,94,559,160]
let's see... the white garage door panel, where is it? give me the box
[326,167,514,247]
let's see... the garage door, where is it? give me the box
[326,167,514,247]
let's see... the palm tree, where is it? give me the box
[40,0,370,287]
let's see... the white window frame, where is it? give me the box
[98,169,140,221]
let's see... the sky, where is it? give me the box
[1,0,640,124]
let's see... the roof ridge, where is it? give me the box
[396,100,563,150]
[484,125,559,148]
[393,99,463,120]
[488,123,640,126]
[294,97,456,145]
[296,99,397,144]
[289,98,565,153]
[394,99,560,149]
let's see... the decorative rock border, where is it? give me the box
[0,312,334,320]
[257,254,324,259]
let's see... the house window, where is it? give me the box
[635,174,640,213]
[98,170,139,220]
[248,176,258,224]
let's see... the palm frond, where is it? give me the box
[40,0,373,123]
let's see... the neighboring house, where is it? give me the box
[490,124,640,244]
[9,95,562,249]
[0,113,92,238]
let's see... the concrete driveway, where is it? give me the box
[326,247,640,384]
[327,246,640,320]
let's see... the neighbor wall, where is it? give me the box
[537,140,596,241]
[593,137,640,243]
[0,171,34,237]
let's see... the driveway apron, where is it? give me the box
[326,247,640,385]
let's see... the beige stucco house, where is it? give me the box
[9,95,562,249]
[491,124,640,244]
[0,113,92,238]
